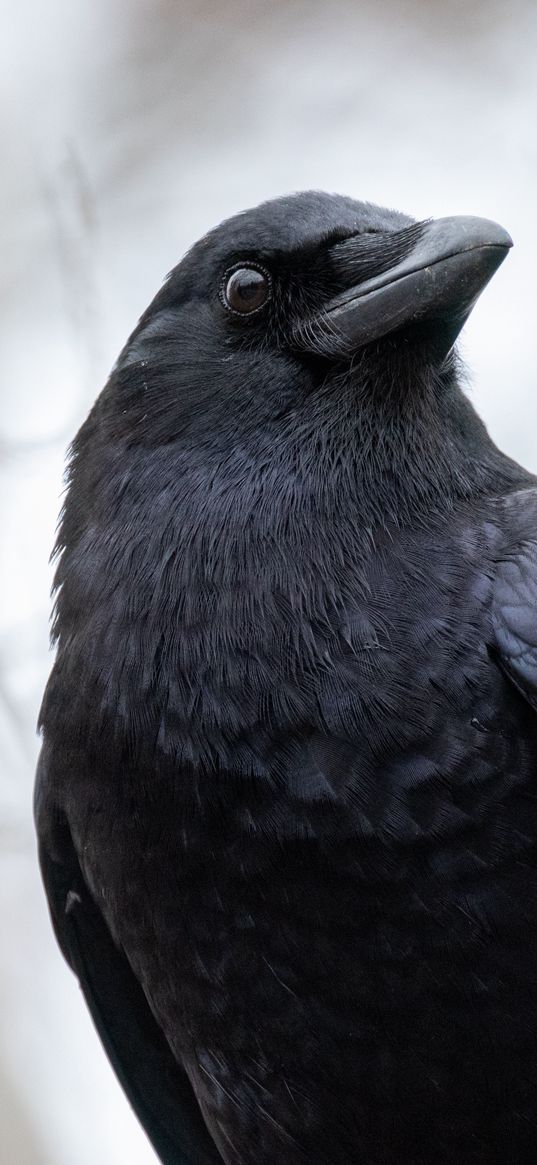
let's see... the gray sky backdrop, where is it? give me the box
[1,1,536,1161]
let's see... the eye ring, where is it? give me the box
[220,262,272,317]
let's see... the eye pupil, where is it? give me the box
[223,266,270,315]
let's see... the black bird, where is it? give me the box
[36,191,537,1165]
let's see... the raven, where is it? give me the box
[36,192,537,1164]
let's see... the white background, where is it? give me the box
[1,1,536,1161]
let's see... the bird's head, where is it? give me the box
[73,191,518,532]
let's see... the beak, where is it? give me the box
[306,216,513,359]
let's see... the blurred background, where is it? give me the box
[1,0,536,1160]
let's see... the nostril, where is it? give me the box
[329,221,430,288]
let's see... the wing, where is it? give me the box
[491,496,537,713]
[35,753,223,1165]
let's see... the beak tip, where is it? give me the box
[445,215,513,254]
[489,223,513,252]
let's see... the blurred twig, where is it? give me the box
[39,139,103,405]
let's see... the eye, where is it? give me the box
[222,264,271,316]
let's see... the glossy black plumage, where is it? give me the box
[35,192,537,1163]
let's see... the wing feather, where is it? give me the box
[492,496,537,712]
[36,755,223,1165]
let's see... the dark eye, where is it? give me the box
[222,265,271,315]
